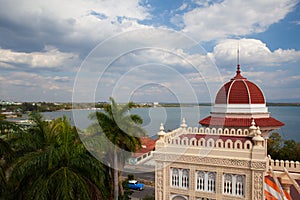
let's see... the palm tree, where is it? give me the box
[7,115,110,200]
[8,112,49,156]
[91,97,146,200]
[0,141,12,197]
[0,117,16,197]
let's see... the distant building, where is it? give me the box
[0,100,22,106]
[154,65,300,200]
[127,137,157,165]
[153,102,159,107]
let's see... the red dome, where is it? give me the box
[215,65,265,104]
[199,65,283,129]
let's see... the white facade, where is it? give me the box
[153,119,300,200]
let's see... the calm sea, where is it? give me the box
[38,106,300,141]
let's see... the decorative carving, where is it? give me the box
[155,153,267,170]
[156,161,164,200]
[253,172,263,200]
[251,161,266,169]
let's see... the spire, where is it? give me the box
[181,118,187,129]
[231,44,246,80]
[236,64,241,75]
[249,118,257,136]
[236,43,241,76]
[157,123,166,140]
[237,42,240,67]
[252,126,264,146]
[231,64,246,80]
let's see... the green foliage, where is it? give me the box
[127,174,135,180]
[2,114,110,200]
[89,97,146,199]
[0,118,17,197]
[89,97,147,163]
[0,98,146,200]
[119,180,133,200]
[267,132,283,159]
[268,132,300,161]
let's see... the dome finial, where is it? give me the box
[236,64,241,75]
[232,44,246,80]
[237,42,240,66]
[236,42,241,75]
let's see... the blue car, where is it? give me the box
[128,180,144,190]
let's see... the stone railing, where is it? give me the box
[157,119,265,150]
[164,135,253,150]
[163,127,182,139]
[163,126,250,142]
[186,127,249,136]
[268,156,300,173]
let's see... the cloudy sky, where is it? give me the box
[0,0,300,103]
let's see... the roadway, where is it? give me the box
[123,164,155,199]
[130,185,155,200]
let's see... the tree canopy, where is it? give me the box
[0,113,110,200]
[268,132,300,161]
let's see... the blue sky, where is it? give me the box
[0,0,300,103]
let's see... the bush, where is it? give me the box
[127,174,135,180]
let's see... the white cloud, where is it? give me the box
[1,72,71,89]
[182,0,298,40]
[0,72,74,101]
[0,46,78,69]
[0,0,152,56]
[291,21,300,25]
[177,3,189,11]
[211,38,300,67]
[192,0,214,7]
[242,70,300,101]
[0,0,150,22]
[0,0,299,102]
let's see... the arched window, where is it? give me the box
[244,141,252,150]
[225,139,233,149]
[199,138,206,147]
[235,175,245,196]
[234,140,242,149]
[170,168,189,189]
[224,174,232,194]
[171,168,179,187]
[196,171,216,193]
[182,169,189,188]
[172,195,188,200]
[190,138,197,146]
[223,173,245,197]
[207,172,216,192]
[196,171,205,191]
[216,139,223,148]
[207,138,215,147]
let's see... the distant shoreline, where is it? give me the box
[157,102,300,107]
[266,102,300,106]
[2,102,300,119]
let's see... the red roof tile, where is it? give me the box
[199,116,284,127]
[215,65,265,104]
[131,137,157,157]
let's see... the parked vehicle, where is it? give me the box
[128,180,144,190]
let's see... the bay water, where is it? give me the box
[40,106,300,141]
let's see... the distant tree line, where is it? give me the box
[268,132,300,161]
[1,101,153,116]
[0,102,72,114]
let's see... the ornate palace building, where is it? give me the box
[154,65,300,200]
